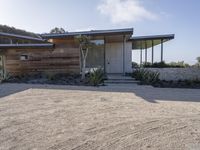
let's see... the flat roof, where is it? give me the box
[130,34,175,49]
[0,32,45,42]
[41,28,134,39]
[0,43,54,49]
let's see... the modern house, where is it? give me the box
[0,28,174,76]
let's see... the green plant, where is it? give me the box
[75,35,94,80]
[45,72,57,81]
[142,62,152,68]
[132,62,139,68]
[0,72,12,83]
[132,69,160,85]
[141,61,189,68]
[89,68,104,86]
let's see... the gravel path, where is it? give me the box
[0,83,200,150]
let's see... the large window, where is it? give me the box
[86,40,104,69]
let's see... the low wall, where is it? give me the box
[145,68,200,81]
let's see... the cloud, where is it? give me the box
[97,0,158,24]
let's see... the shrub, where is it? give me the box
[44,72,57,81]
[132,69,160,85]
[89,68,104,86]
[0,72,12,83]
[132,62,139,68]
[142,62,152,68]
[141,61,189,68]
[152,61,168,68]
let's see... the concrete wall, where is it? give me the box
[145,68,200,81]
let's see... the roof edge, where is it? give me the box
[0,32,46,42]
[0,43,54,49]
[129,34,175,41]
[41,28,134,39]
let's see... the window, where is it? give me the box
[20,54,29,60]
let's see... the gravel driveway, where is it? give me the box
[0,83,200,150]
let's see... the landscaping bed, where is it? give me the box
[2,68,105,86]
[132,69,200,89]
[3,73,87,85]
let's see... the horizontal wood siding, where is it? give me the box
[5,39,80,75]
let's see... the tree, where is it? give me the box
[195,57,200,68]
[50,27,65,34]
[197,57,200,63]
[75,35,93,80]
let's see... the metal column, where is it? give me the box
[161,39,163,62]
[123,35,126,75]
[140,48,143,66]
[152,40,154,64]
[145,41,147,63]
[103,36,106,74]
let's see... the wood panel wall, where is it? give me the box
[4,39,80,76]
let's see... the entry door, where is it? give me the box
[106,43,123,73]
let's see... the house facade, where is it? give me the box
[0,28,174,76]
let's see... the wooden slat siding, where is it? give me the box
[4,38,80,75]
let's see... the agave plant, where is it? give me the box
[89,68,104,86]
[132,69,160,85]
[0,72,12,83]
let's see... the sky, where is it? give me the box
[0,0,200,64]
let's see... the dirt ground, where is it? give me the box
[0,83,200,150]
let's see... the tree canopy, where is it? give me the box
[50,27,66,34]
[0,24,39,44]
[197,57,200,63]
[0,24,38,38]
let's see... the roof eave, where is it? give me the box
[0,43,54,49]
[41,28,134,39]
[129,34,175,41]
[0,32,46,42]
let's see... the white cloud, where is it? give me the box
[97,0,158,24]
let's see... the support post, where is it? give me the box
[123,35,126,75]
[161,39,163,62]
[145,41,147,63]
[9,38,13,44]
[1,55,6,78]
[103,36,106,74]
[140,48,143,67]
[152,40,154,64]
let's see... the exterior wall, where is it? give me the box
[4,39,80,76]
[3,36,133,76]
[145,68,200,81]
[124,42,132,73]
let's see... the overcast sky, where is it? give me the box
[0,0,200,64]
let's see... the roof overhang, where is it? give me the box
[41,28,134,39]
[0,43,54,49]
[0,32,45,42]
[129,34,175,50]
